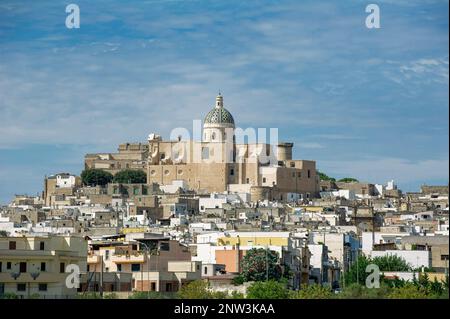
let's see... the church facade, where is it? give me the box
[146,94,319,201]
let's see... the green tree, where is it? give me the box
[246,280,289,299]
[290,284,334,299]
[372,255,411,272]
[343,255,372,287]
[113,169,147,184]
[232,274,245,286]
[317,171,336,182]
[178,280,213,299]
[80,169,113,186]
[338,177,359,183]
[241,248,282,282]
[344,255,412,287]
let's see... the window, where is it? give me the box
[204,267,208,275]
[60,262,65,273]
[87,265,90,272]
[212,132,216,140]
[441,255,449,261]
[105,250,110,260]
[39,242,45,251]
[7,262,11,270]
[166,283,172,292]
[290,162,295,168]
[307,169,311,178]
[117,264,122,272]
[160,153,165,160]
[263,177,266,183]
[0,262,2,272]
[40,262,46,272]
[38,284,47,292]
[9,241,16,250]
[160,242,170,251]
[151,282,156,291]
[131,264,140,272]
[105,267,109,272]
[17,284,26,292]
[298,172,301,178]
[201,147,209,160]
[246,178,250,183]
[19,262,26,273]
[230,168,234,176]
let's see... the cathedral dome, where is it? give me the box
[204,94,235,127]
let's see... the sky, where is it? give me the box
[0,0,448,203]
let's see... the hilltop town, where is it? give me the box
[1,95,448,299]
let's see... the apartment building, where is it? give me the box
[0,235,87,298]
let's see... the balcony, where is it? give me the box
[0,272,67,283]
[0,249,55,258]
[111,253,145,264]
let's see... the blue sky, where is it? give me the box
[0,0,448,203]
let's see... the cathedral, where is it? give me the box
[146,94,319,201]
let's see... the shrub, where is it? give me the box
[246,280,289,299]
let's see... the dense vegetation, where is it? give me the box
[317,170,359,183]
[80,169,113,186]
[317,171,336,182]
[112,169,147,184]
[337,177,359,183]
[342,255,412,287]
[239,248,282,282]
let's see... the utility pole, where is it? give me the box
[100,255,104,298]
[139,241,151,298]
[356,249,359,285]
[266,245,269,281]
